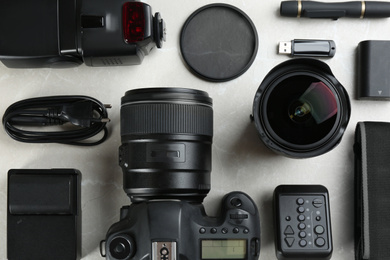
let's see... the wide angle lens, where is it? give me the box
[252,59,350,158]
[119,88,213,202]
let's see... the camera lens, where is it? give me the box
[120,88,213,202]
[108,235,135,260]
[252,59,350,158]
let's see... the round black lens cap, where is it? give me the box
[180,4,258,82]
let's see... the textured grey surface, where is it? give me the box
[1,0,390,259]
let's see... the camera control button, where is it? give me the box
[284,225,294,235]
[314,225,325,235]
[230,213,248,219]
[297,206,305,213]
[233,227,239,233]
[243,228,249,234]
[298,214,306,222]
[285,237,295,247]
[230,198,242,207]
[299,231,307,238]
[298,223,306,230]
[297,198,305,205]
[315,237,326,247]
[299,239,307,247]
[312,198,323,208]
[211,228,217,234]
[221,228,228,234]
[199,227,206,234]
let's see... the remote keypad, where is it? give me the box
[274,185,333,260]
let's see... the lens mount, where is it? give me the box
[252,59,350,158]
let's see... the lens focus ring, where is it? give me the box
[120,102,213,137]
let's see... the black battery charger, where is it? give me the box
[357,40,390,100]
[7,169,81,260]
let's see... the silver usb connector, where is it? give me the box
[278,41,292,55]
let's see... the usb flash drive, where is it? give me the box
[278,39,336,57]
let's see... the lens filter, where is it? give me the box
[180,4,258,82]
[252,59,350,158]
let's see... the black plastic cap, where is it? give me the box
[280,1,298,17]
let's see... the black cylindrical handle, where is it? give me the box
[280,1,390,19]
[365,1,390,18]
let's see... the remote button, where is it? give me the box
[284,225,294,235]
[211,228,217,234]
[298,223,306,230]
[297,206,305,213]
[315,237,326,247]
[298,215,305,222]
[312,198,323,208]
[299,240,307,247]
[199,227,206,234]
[315,225,325,235]
[285,237,295,247]
[297,198,304,205]
[299,231,306,238]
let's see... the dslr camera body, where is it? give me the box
[0,0,165,68]
[101,88,261,260]
[103,192,260,260]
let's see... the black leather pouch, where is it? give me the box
[354,122,390,260]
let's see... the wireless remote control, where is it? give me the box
[273,185,332,260]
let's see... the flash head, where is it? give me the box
[252,59,350,158]
[0,0,165,68]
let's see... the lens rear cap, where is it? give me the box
[180,4,258,82]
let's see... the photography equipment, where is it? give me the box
[180,4,258,82]
[102,88,261,260]
[274,185,333,260]
[354,122,390,260]
[251,58,350,158]
[278,39,336,58]
[280,1,390,19]
[357,40,390,100]
[119,88,213,202]
[2,95,110,146]
[101,191,261,260]
[7,169,81,260]
[0,0,165,68]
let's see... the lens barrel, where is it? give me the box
[252,59,350,158]
[119,88,213,202]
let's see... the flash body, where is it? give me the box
[0,0,165,68]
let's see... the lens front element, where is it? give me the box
[252,59,350,158]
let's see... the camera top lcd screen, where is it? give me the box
[201,239,247,259]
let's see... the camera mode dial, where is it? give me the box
[108,235,135,260]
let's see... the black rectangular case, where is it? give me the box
[7,169,81,260]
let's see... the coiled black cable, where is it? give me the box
[2,95,110,146]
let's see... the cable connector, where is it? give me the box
[60,100,111,127]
